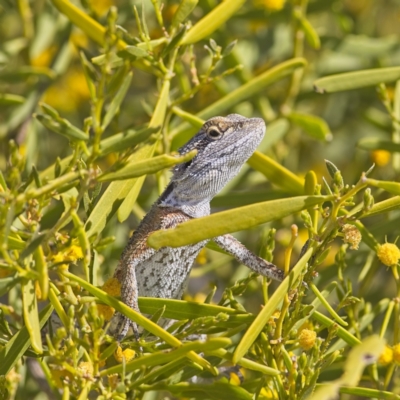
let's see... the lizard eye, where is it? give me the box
[207,127,223,140]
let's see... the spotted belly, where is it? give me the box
[136,241,207,299]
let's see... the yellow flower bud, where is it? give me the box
[393,343,400,364]
[253,0,286,11]
[299,329,317,350]
[342,224,361,250]
[371,150,391,167]
[378,345,393,365]
[377,243,400,267]
[77,361,93,376]
[97,304,115,321]
[114,346,136,363]
[102,277,121,297]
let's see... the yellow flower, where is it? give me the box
[371,150,391,167]
[65,245,84,262]
[77,361,93,376]
[97,278,121,321]
[88,0,113,16]
[393,343,400,364]
[377,243,400,267]
[31,46,57,67]
[50,368,73,388]
[43,67,90,112]
[378,345,393,365]
[342,224,361,250]
[97,304,115,321]
[260,387,279,399]
[299,329,317,350]
[102,277,121,297]
[253,0,286,11]
[114,346,136,363]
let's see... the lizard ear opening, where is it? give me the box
[206,126,223,140]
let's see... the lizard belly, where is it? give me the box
[136,242,207,299]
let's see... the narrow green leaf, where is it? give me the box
[22,279,43,354]
[85,144,154,238]
[288,112,332,141]
[48,284,69,328]
[299,17,321,49]
[361,196,400,218]
[1,235,25,250]
[157,382,252,400]
[161,26,187,58]
[114,77,170,221]
[148,196,330,249]
[312,311,361,346]
[101,338,231,376]
[233,248,313,363]
[0,276,19,297]
[366,178,400,195]
[117,46,148,61]
[91,38,167,67]
[325,159,340,179]
[0,304,53,375]
[117,174,148,223]
[101,72,133,131]
[247,151,304,195]
[171,0,198,28]
[150,79,170,128]
[35,114,89,141]
[180,0,246,44]
[205,348,279,376]
[354,221,379,250]
[309,283,348,326]
[138,297,249,320]
[98,150,197,182]
[0,66,56,81]
[170,58,307,146]
[63,271,214,372]
[50,0,121,48]
[171,107,204,129]
[33,245,49,300]
[339,386,400,399]
[358,137,400,153]
[79,51,97,99]
[99,126,158,155]
[20,233,46,259]
[314,66,400,93]
[0,94,25,105]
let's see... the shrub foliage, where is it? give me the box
[1,0,400,399]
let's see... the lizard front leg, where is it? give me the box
[110,247,156,341]
[213,234,284,281]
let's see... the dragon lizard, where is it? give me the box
[110,114,284,340]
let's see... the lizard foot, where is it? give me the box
[109,312,139,342]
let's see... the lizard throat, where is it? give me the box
[158,183,211,218]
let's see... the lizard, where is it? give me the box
[109,114,285,341]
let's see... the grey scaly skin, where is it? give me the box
[110,114,284,340]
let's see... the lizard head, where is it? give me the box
[160,114,266,217]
